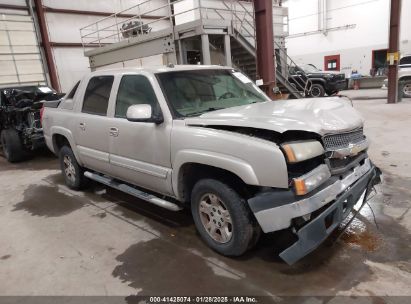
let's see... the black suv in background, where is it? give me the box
[289,64,346,97]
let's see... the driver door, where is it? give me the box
[108,74,172,196]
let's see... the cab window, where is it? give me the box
[82,76,114,116]
[115,75,160,118]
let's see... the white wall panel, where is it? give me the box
[46,14,111,43]
[52,47,90,93]
[400,0,411,55]
[0,0,26,6]
[285,0,390,54]
[0,60,15,75]
[0,10,46,86]
[283,0,404,75]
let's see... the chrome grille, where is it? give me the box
[323,128,365,150]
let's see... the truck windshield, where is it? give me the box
[301,64,320,73]
[156,69,270,117]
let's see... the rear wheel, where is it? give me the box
[191,179,260,256]
[400,81,411,98]
[59,146,88,190]
[310,83,326,97]
[0,129,26,163]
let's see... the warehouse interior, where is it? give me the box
[0,0,410,302]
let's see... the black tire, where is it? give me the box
[400,81,411,98]
[0,129,26,163]
[59,145,88,190]
[310,83,326,97]
[191,179,260,256]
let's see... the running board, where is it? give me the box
[84,171,183,211]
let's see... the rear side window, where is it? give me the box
[82,76,114,116]
[115,75,160,118]
[400,56,411,66]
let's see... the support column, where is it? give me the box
[201,34,211,65]
[387,0,401,104]
[33,0,60,91]
[224,35,232,67]
[163,52,178,65]
[254,0,276,99]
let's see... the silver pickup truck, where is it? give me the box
[42,65,381,264]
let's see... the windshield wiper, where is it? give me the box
[185,107,224,117]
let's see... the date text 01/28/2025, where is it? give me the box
[148,296,258,303]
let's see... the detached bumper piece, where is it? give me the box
[280,165,381,265]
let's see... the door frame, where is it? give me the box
[372,49,388,69]
[324,54,340,71]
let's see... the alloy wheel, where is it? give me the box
[63,155,76,183]
[198,193,233,243]
[311,87,321,97]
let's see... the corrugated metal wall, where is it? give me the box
[0,0,47,87]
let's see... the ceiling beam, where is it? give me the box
[43,6,165,20]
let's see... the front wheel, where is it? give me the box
[59,146,88,190]
[191,179,260,256]
[310,83,326,97]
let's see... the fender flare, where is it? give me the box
[309,78,327,85]
[50,127,83,166]
[399,76,411,83]
[172,149,259,200]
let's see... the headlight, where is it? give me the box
[281,140,325,163]
[293,164,331,195]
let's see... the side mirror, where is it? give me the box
[126,104,163,124]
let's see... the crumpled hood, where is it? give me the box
[184,97,363,136]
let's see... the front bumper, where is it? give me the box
[326,80,347,92]
[248,159,381,264]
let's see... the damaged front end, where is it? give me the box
[0,86,62,151]
[248,128,382,265]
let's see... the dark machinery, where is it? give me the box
[121,21,152,38]
[0,85,64,162]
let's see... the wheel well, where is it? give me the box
[52,134,70,153]
[399,76,411,83]
[177,163,257,204]
[310,80,325,87]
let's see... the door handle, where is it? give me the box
[79,122,86,131]
[109,127,119,137]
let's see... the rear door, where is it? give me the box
[74,75,114,174]
[107,74,173,195]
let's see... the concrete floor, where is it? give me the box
[0,96,410,301]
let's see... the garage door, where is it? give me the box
[0,6,47,86]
